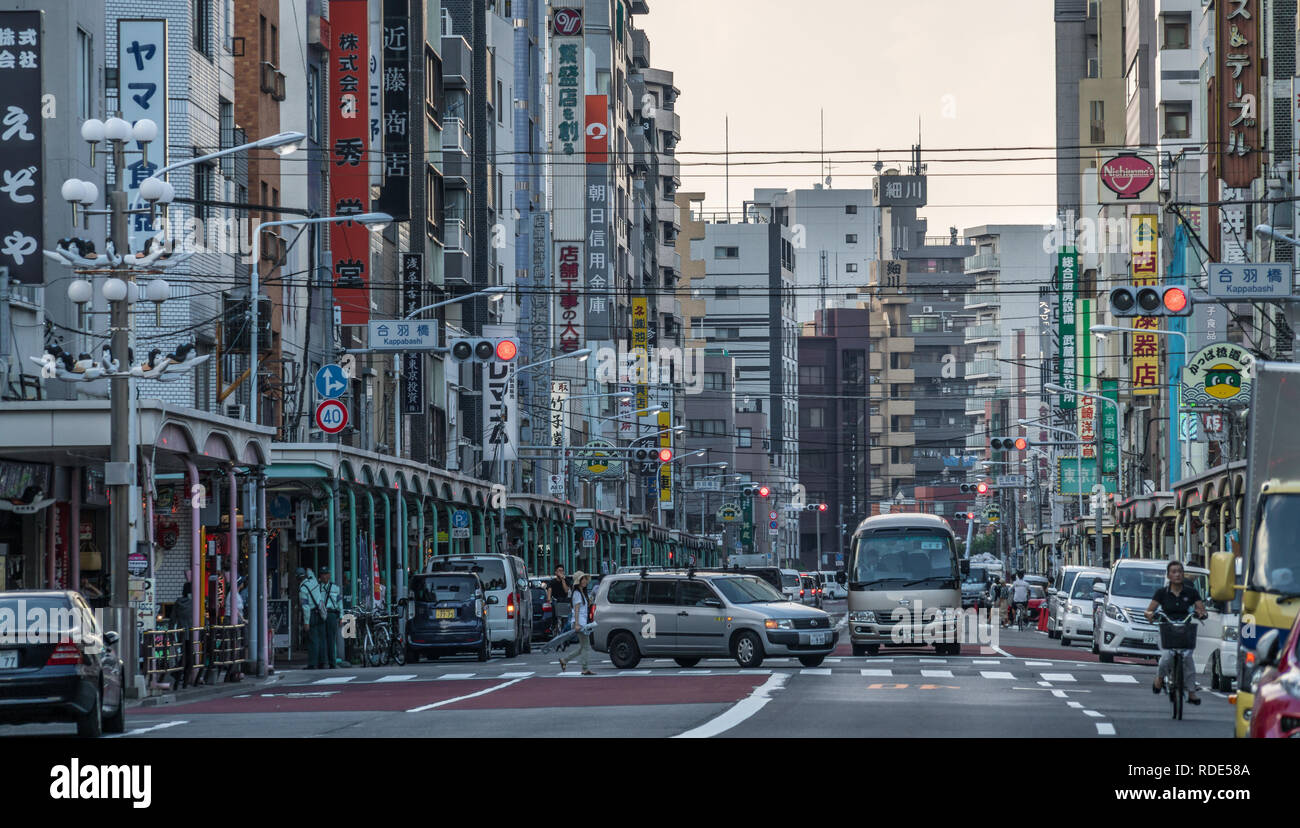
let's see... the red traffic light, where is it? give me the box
[1162,286,1189,314]
[657,448,673,463]
[495,339,518,361]
[976,482,989,495]
[967,512,975,520]
[818,503,828,512]
[1014,437,1028,451]
[758,486,771,498]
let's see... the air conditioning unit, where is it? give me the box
[922,306,933,313]
[225,404,246,420]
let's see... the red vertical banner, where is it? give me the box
[329,0,372,325]
[584,94,609,164]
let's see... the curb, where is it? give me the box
[131,671,284,709]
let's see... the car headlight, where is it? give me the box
[1279,672,1300,700]
[1222,625,1238,642]
[848,610,876,623]
[1068,604,1084,615]
[764,619,795,630]
[1104,603,1129,623]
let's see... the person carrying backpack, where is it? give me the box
[559,571,596,676]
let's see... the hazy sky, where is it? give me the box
[638,0,1057,233]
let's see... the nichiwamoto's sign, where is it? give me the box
[1180,343,1254,408]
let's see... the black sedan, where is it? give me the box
[0,590,126,737]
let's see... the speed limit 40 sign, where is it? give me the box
[315,398,349,434]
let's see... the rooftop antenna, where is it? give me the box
[819,250,829,326]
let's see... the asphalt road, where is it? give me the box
[1,604,1235,739]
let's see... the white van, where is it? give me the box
[819,570,847,600]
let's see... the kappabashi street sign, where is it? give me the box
[314,399,349,434]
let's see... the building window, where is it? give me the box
[687,419,727,437]
[704,372,727,390]
[798,365,825,385]
[845,262,859,274]
[1089,100,1105,144]
[714,286,739,298]
[307,66,320,143]
[497,80,504,123]
[194,164,214,219]
[845,233,858,244]
[77,29,93,121]
[219,99,234,178]
[713,246,739,259]
[441,8,453,36]
[737,427,752,448]
[806,407,825,428]
[690,316,705,338]
[193,0,212,57]
[715,327,740,340]
[845,204,857,215]
[910,316,940,333]
[1163,103,1191,139]
[1162,14,1190,50]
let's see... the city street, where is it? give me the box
[1,605,1232,739]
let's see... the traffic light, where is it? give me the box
[657,448,673,463]
[804,502,829,512]
[967,512,975,521]
[960,483,977,493]
[1014,437,1029,451]
[449,337,519,364]
[741,485,760,497]
[976,481,989,495]
[818,503,828,512]
[758,486,771,498]
[1108,286,1192,317]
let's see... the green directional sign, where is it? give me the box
[1059,456,1117,495]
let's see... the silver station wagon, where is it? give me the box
[591,570,838,669]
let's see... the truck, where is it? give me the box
[724,553,774,568]
[1208,361,1300,737]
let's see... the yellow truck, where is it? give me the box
[1209,361,1300,737]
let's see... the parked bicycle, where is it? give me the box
[1153,609,1200,720]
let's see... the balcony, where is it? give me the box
[441,37,471,89]
[965,396,989,416]
[442,118,469,156]
[882,336,915,353]
[965,433,987,451]
[964,359,1001,380]
[443,218,467,252]
[963,292,997,311]
[885,431,915,447]
[963,322,1000,344]
[882,367,914,384]
[965,251,1000,272]
[442,153,470,189]
[631,28,650,68]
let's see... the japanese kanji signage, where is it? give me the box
[483,324,519,463]
[1101,379,1119,480]
[377,0,410,220]
[1207,262,1293,300]
[1130,215,1160,396]
[872,174,926,207]
[1058,457,1117,495]
[401,253,424,414]
[118,19,167,258]
[1057,247,1078,409]
[1214,0,1260,189]
[330,1,372,325]
[658,409,673,508]
[632,296,649,417]
[0,11,42,283]
[555,242,584,352]
[550,15,585,240]
[550,380,571,448]
[1181,343,1254,408]
[585,95,612,342]
[1079,396,1097,461]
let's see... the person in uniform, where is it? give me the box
[298,567,324,669]
[318,566,343,669]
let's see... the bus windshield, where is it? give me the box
[1252,494,1300,596]
[849,530,958,590]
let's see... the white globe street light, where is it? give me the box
[80,118,105,144]
[67,279,94,305]
[103,117,132,143]
[131,118,158,144]
[101,278,128,303]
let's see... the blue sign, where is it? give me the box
[315,364,348,400]
[1208,262,1294,300]
[452,510,470,529]
[769,520,779,530]
[582,528,596,542]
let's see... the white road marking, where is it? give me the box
[1066,701,1084,709]
[973,659,1002,665]
[614,669,653,675]
[1024,661,1053,667]
[1082,710,1103,718]
[497,671,535,679]
[921,669,954,678]
[436,673,478,680]
[1040,672,1076,682]
[800,668,833,676]
[312,676,357,685]
[674,672,789,739]
[980,671,1016,680]
[1096,723,1116,735]
[860,668,893,677]
[1051,690,1069,698]
[677,669,713,675]
[918,658,948,664]
[107,720,189,738]
[1102,674,1139,684]
[406,678,525,713]
[824,658,842,663]
[375,674,417,683]
[1037,680,1053,687]
[985,644,1012,657]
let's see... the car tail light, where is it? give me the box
[46,642,81,666]
[506,592,516,619]
[800,589,805,597]
[542,602,552,611]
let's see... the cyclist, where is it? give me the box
[1009,571,1030,628]
[1143,560,1208,704]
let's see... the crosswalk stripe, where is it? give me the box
[860,668,893,677]
[980,671,1016,680]
[1082,710,1103,718]
[437,673,478,680]
[312,676,357,684]
[1040,672,1076,682]
[1024,661,1053,667]
[972,659,1001,665]
[1096,723,1116,735]
[374,674,417,683]
[1066,701,1084,709]
[800,668,833,676]
[1102,674,1138,684]
[921,669,953,678]
[497,671,535,679]
[1051,690,1068,698]
[918,658,948,664]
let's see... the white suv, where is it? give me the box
[1095,560,1208,663]
[1058,569,1109,647]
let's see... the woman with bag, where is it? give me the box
[559,571,596,676]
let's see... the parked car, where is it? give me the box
[1048,566,1107,640]
[1059,570,1109,647]
[1094,559,1209,664]
[592,571,838,669]
[799,574,823,608]
[529,584,556,641]
[0,590,125,737]
[426,554,532,656]
[818,570,848,600]
[405,572,496,662]
[1027,585,1048,622]
[1248,609,1300,738]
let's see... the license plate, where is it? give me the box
[1142,631,1158,645]
[0,650,17,669]
[809,632,827,646]
[435,608,455,620]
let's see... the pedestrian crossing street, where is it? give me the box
[289,656,1150,688]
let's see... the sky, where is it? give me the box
[637,0,1058,234]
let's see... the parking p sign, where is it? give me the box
[582,528,596,548]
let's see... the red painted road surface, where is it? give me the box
[166,679,502,714]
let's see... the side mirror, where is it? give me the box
[485,595,500,605]
[103,631,120,646]
[1255,629,1282,669]
[1047,588,1058,596]
[1093,583,1108,596]
[1209,551,1236,603]
[517,578,528,591]
[702,598,723,608]
[960,559,970,575]
[835,570,847,585]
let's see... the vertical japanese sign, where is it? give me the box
[377,0,410,220]
[632,296,649,422]
[1130,214,1160,396]
[483,326,519,463]
[118,20,167,258]
[400,253,424,414]
[550,380,571,448]
[1056,247,1078,409]
[0,11,42,283]
[585,93,611,341]
[529,214,552,441]
[1077,296,1092,393]
[556,242,584,351]
[658,409,673,508]
[1214,0,1260,188]
[1078,396,1096,462]
[330,1,372,325]
[1101,379,1119,483]
[368,2,383,186]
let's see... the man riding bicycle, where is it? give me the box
[1009,571,1030,628]
[1144,560,1207,705]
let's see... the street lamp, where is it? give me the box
[248,212,392,427]
[403,288,506,320]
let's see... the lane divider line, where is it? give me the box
[107,720,189,738]
[674,672,789,739]
[406,678,525,713]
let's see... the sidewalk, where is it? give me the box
[132,657,312,710]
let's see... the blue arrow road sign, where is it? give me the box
[315,364,348,400]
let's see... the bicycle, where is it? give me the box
[1153,609,1201,720]
[1014,602,1030,632]
[349,606,388,667]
